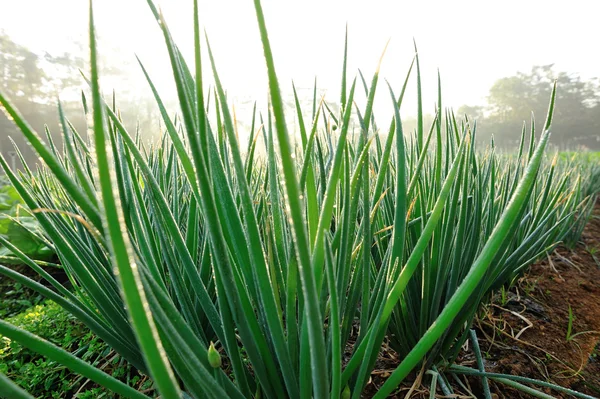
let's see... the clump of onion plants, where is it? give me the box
[0,0,595,398]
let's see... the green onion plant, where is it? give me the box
[0,0,597,398]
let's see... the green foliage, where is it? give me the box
[556,152,600,249]
[0,178,21,211]
[0,300,142,398]
[0,1,596,398]
[566,304,575,341]
[0,178,54,261]
[0,278,45,319]
[0,300,149,398]
[561,152,600,197]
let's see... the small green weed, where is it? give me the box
[565,304,599,343]
[0,278,45,318]
[0,300,146,398]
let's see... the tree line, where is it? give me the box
[457,65,600,150]
[0,31,159,169]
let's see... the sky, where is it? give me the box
[1,0,599,125]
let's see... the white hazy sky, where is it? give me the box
[1,0,599,121]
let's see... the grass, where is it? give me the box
[0,0,598,398]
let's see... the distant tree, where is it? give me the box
[456,105,484,121]
[1,31,57,167]
[0,31,47,104]
[460,65,600,150]
[0,32,161,170]
[42,51,86,100]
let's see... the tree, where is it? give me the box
[456,105,484,121]
[0,31,46,103]
[1,31,55,167]
[460,65,600,150]
[0,32,161,170]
